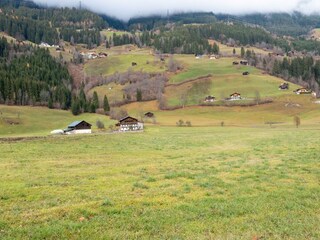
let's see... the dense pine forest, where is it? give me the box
[0,37,72,109]
[0,0,106,45]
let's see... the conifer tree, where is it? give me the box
[103,95,110,112]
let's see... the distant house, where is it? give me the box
[242,71,250,76]
[98,52,108,58]
[116,116,144,132]
[279,83,289,90]
[287,51,295,57]
[232,61,239,65]
[39,42,51,48]
[204,96,216,103]
[294,88,312,95]
[144,112,155,118]
[209,55,218,60]
[64,121,92,134]
[56,47,64,52]
[229,92,242,100]
[240,60,248,66]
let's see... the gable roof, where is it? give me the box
[119,116,139,122]
[68,120,92,128]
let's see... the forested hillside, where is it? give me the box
[0,37,72,109]
[0,0,106,46]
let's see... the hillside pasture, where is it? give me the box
[208,40,272,56]
[165,56,301,107]
[309,28,320,41]
[100,30,131,39]
[169,56,258,84]
[84,53,166,77]
[123,94,320,127]
[0,127,319,239]
[0,105,114,137]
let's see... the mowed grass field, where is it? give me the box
[0,127,319,239]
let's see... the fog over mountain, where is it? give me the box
[34,0,320,20]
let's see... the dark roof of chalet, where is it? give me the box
[145,112,154,115]
[119,116,139,122]
[68,120,92,128]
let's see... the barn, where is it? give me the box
[116,116,144,132]
[64,121,92,134]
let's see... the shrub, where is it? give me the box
[294,116,301,128]
[96,120,105,129]
[176,119,184,127]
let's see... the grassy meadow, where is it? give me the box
[0,126,319,239]
[84,53,166,77]
[0,105,115,137]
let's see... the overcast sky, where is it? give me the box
[33,0,320,20]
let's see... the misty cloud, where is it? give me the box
[33,0,320,20]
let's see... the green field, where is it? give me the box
[169,56,256,84]
[0,105,115,137]
[164,56,302,107]
[0,127,319,239]
[84,54,166,77]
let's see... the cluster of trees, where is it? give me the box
[71,87,110,115]
[61,28,101,48]
[0,38,72,108]
[272,57,320,88]
[0,13,59,44]
[110,33,136,47]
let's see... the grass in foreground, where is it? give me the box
[0,126,319,239]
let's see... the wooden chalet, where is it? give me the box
[144,112,155,118]
[242,71,250,76]
[229,92,242,100]
[98,52,108,58]
[116,116,144,132]
[294,88,312,95]
[232,61,239,65]
[204,96,216,103]
[240,60,248,66]
[279,83,289,90]
[64,121,92,134]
